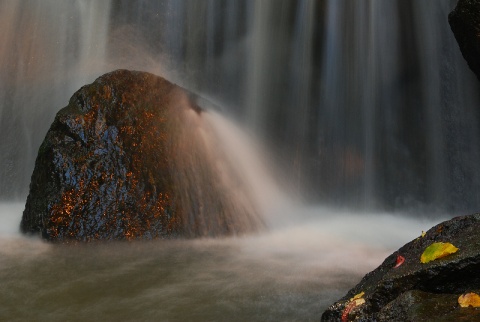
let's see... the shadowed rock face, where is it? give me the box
[321,214,480,321]
[449,0,480,82]
[21,70,263,242]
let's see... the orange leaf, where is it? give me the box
[458,293,480,308]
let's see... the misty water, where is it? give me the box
[0,0,479,320]
[0,203,440,321]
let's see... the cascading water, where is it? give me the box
[0,0,112,199]
[0,0,477,320]
[241,0,480,212]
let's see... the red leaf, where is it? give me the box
[341,298,365,322]
[394,255,405,268]
[341,301,357,322]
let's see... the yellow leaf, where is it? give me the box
[353,298,365,306]
[421,231,426,238]
[350,291,365,301]
[458,293,480,308]
[420,242,459,264]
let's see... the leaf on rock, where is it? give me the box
[350,291,365,301]
[394,255,405,268]
[458,293,480,308]
[420,242,459,264]
[342,291,365,322]
[353,298,365,306]
[416,231,427,241]
[341,297,366,322]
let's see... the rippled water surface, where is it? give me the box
[0,203,441,321]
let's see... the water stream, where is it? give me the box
[0,202,440,321]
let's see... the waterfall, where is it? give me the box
[0,0,112,199]
[1,2,477,318]
[1,0,479,214]
[241,0,480,212]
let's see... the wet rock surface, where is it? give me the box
[21,69,262,242]
[377,290,480,322]
[321,214,480,321]
[449,0,480,81]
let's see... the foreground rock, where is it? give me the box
[449,0,480,81]
[21,70,263,241]
[322,214,480,321]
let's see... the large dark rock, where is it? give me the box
[21,70,263,241]
[322,214,480,321]
[449,0,480,81]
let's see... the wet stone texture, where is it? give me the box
[449,0,480,82]
[321,214,480,321]
[21,70,263,242]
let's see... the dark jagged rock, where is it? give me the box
[449,0,480,81]
[322,214,480,321]
[377,290,480,322]
[21,69,263,242]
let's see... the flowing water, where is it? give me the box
[0,0,478,320]
[0,203,440,321]
[1,0,479,210]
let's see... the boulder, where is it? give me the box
[449,0,480,81]
[321,214,480,321]
[21,70,263,241]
